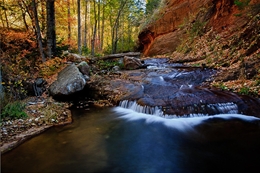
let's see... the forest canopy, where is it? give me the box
[0,0,152,56]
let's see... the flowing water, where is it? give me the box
[2,105,260,173]
[2,58,260,172]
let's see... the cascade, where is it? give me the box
[119,100,164,117]
[119,100,240,118]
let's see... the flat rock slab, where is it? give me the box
[104,58,260,117]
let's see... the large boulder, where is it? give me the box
[49,64,88,97]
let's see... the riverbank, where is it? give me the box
[0,97,72,154]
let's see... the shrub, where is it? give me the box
[234,0,250,10]
[239,86,250,95]
[1,101,27,119]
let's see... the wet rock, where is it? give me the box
[112,66,120,72]
[114,58,260,117]
[109,79,144,102]
[24,78,47,96]
[77,61,90,76]
[123,56,143,70]
[49,64,88,97]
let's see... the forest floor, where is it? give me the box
[0,96,72,154]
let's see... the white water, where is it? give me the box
[119,100,240,118]
[114,107,259,131]
[116,100,260,131]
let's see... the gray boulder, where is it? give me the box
[77,61,90,76]
[123,56,143,70]
[49,64,88,96]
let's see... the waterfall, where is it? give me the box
[119,100,240,119]
[207,102,238,114]
[119,100,164,117]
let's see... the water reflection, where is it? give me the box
[2,107,260,173]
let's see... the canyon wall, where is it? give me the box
[138,0,259,56]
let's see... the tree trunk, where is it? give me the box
[0,10,4,27]
[40,1,46,33]
[97,0,101,51]
[32,0,45,62]
[112,0,128,54]
[2,0,9,28]
[0,65,4,101]
[77,0,81,55]
[83,0,88,49]
[67,0,71,48]
[99,52,141,60]
[91,0,97,56]
[17,1,29,30]
[47,0,56,57]
[128,20,131,48]
[101,1,105,50]
[21,0,35,32]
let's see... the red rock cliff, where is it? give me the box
[138,0,259,56]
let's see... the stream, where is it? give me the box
[2,58,260,173]
[2,106,260,173]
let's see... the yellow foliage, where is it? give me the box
[39,57,65,78]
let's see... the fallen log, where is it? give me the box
[100,52,141,60]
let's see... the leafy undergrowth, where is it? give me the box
[0,29,73,151]
[212,79,260,96]
[0,29,67,106]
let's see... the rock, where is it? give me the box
[123,56,143,70]
[49,64,88,97]
[112,66,120,72]
[77,61,90,76]
[105,79,144,103]
[24,78,47,96]
[138,0,213,56]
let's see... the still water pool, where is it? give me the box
[2,107,260,173]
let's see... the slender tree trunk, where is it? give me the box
[128,20,131,48]
[112,0,128,54]
[40,1,46,33]
[0,65,4,101]
[2,0,9,28]
[101,1,104,50]
[32,0,45,62]
[67,0,71,48]
[17,1,29,30]
[21,0,35,32]
[83,0,88,49]
[91,0,97,56]
[77,0,81,55]
[22,12,29,30]
[97,0,101,51]
[121,11,124,49]
[0,11,4,27]
[47,0,56,57]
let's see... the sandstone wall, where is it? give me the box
[138,0,258,56]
